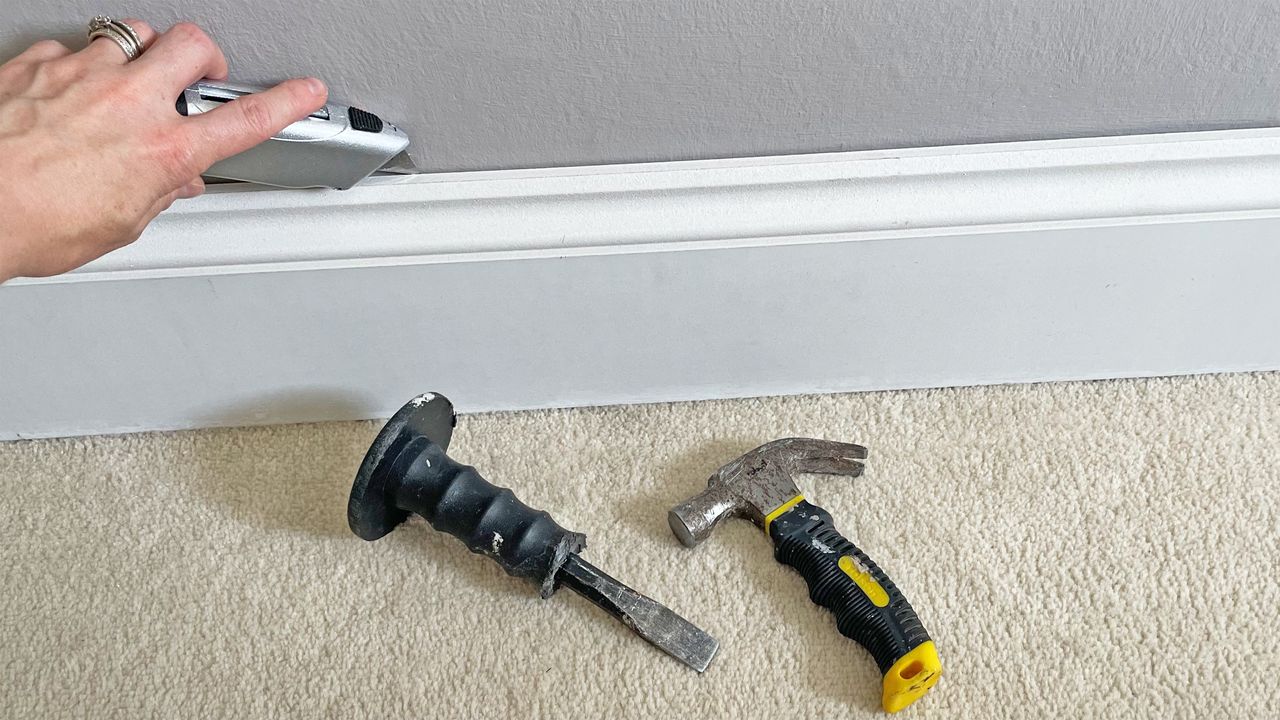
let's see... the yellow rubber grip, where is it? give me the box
[882,641,942,713]
[838,554,890,608]
[762,494,805,535]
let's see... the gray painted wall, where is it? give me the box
[6,1,1279,172]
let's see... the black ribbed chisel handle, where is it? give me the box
[768,500,941,712]
[391,438,586,598]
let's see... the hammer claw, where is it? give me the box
[792,454,866,478]
[782,438,868,478]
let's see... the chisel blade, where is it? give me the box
[557,555,719,672]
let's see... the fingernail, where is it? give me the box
[306,77,326,96]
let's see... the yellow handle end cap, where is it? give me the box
[882,641,942,713]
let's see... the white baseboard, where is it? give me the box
[4,129,1280,439]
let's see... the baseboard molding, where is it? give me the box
[4,129,1280,438]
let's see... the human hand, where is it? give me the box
[0,20,327,282]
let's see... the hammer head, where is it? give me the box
[668,438,867,547]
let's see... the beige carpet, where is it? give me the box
[2,374,1278,718]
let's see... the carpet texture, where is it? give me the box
[2,374,1278,718]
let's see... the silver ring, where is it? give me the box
[87,15,143,61]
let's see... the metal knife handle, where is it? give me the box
[175,80,411,189]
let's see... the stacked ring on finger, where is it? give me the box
[87,15,145,61]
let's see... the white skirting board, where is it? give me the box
[3,129,1280,439]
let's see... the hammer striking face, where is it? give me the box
[669,438,942,713]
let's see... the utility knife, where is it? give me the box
[176,80,420,190]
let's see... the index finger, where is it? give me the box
[180,77,327,171]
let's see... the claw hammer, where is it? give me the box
[668,439,941,712]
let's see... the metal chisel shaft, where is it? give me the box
[557,554,718,672]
